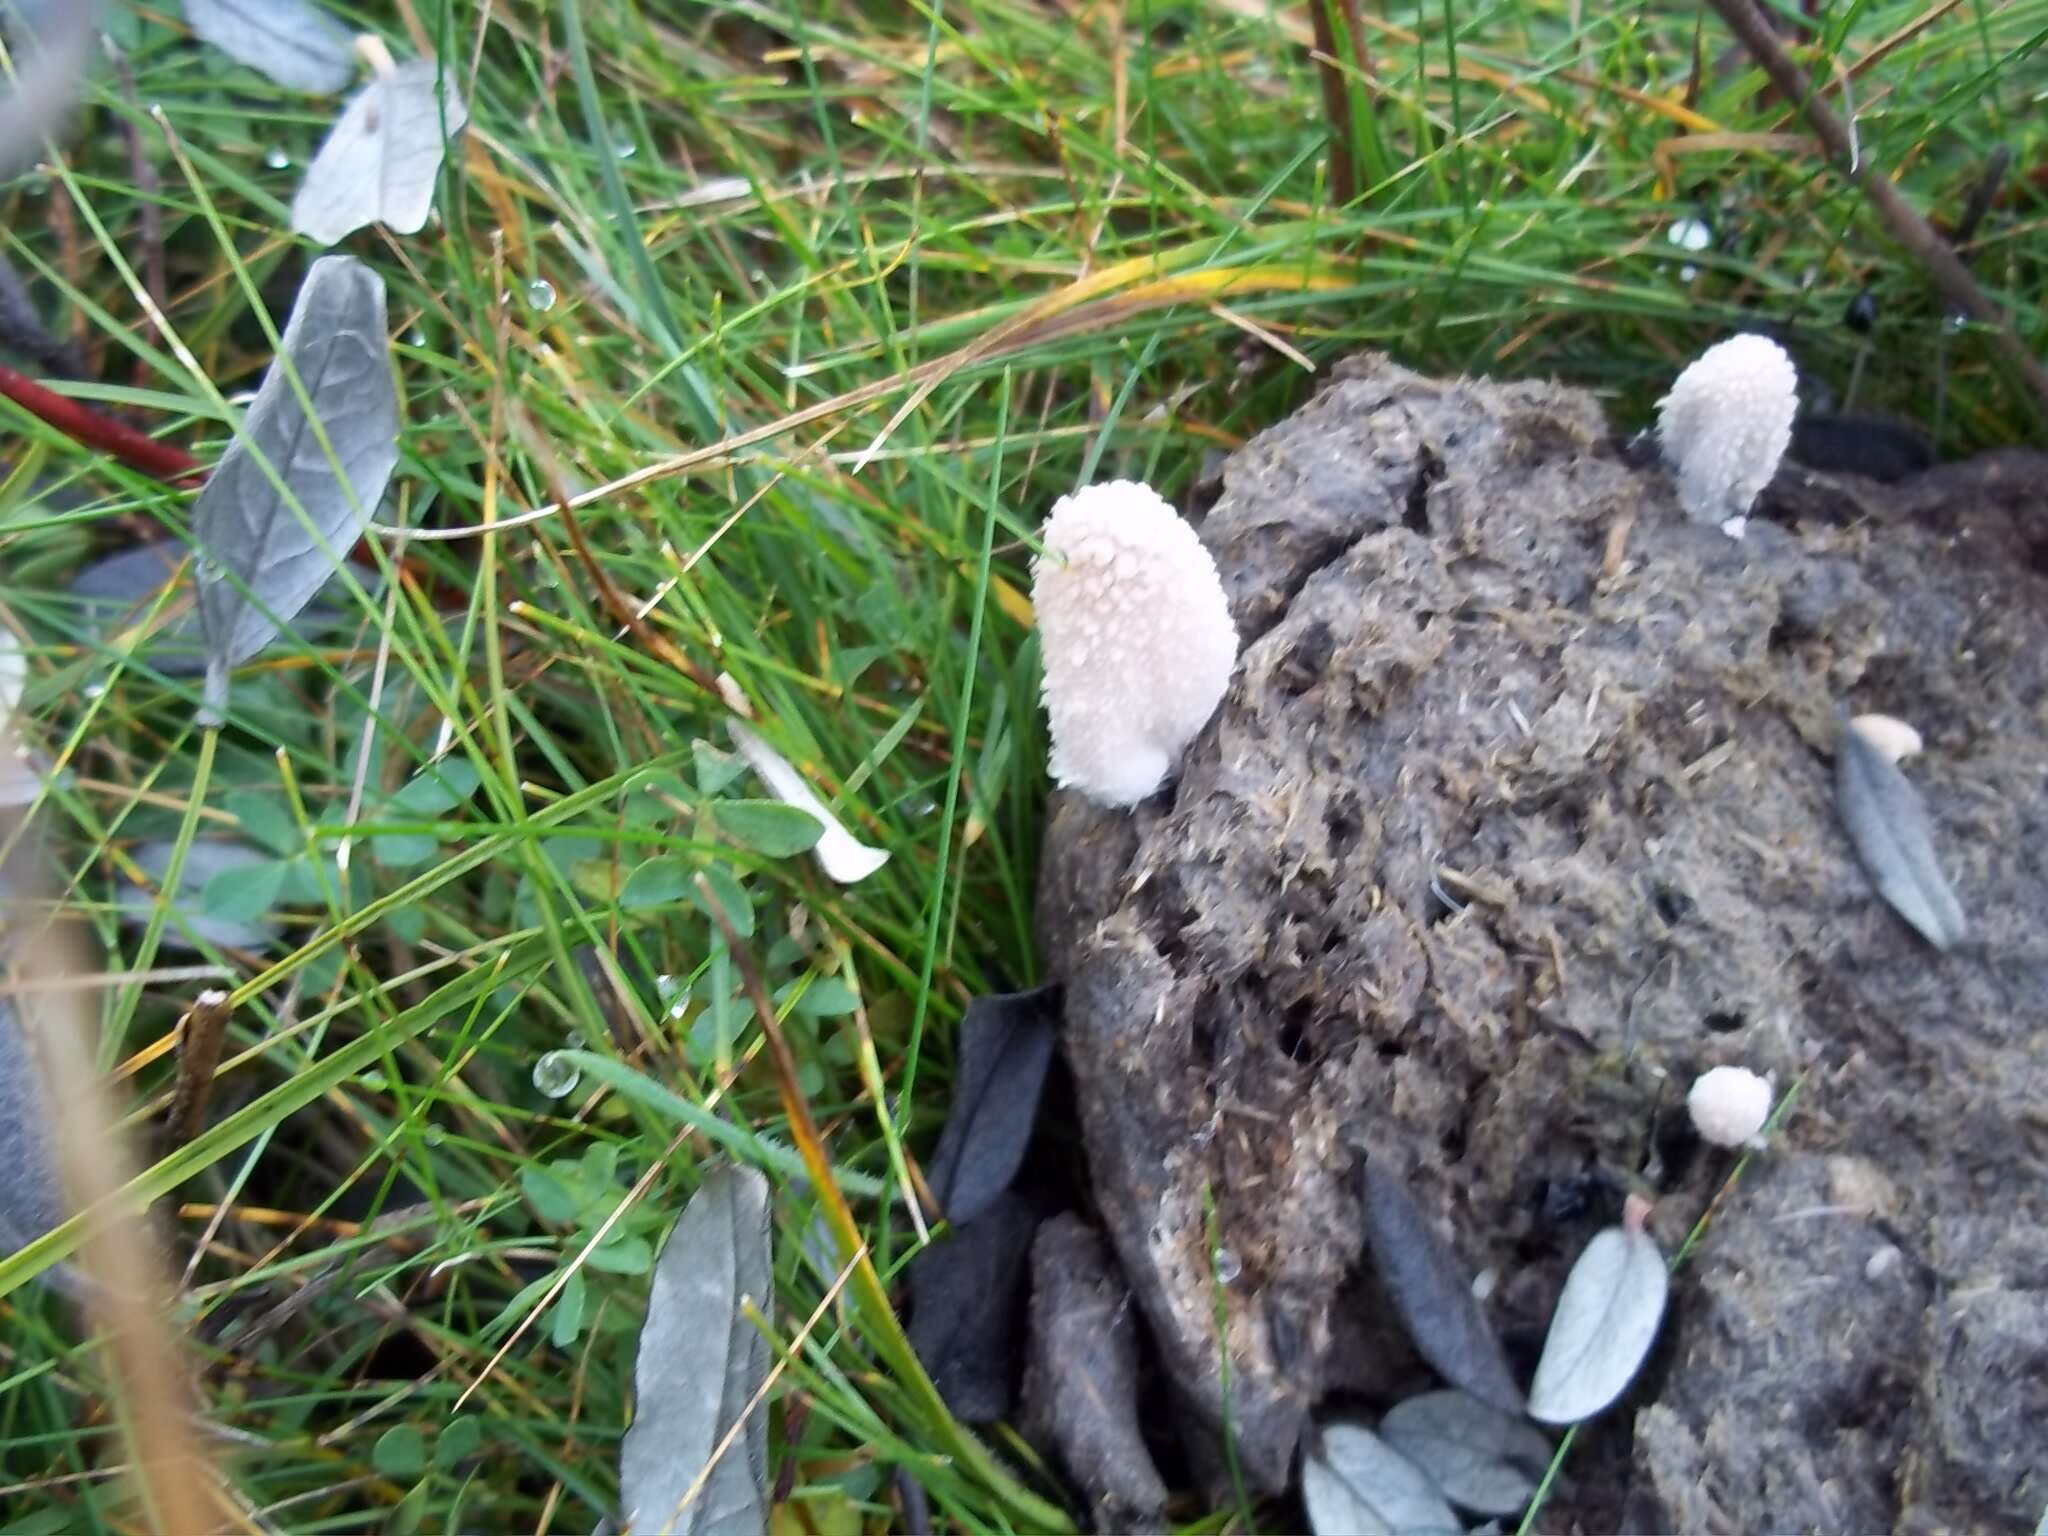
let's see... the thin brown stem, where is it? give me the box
[1701,0,2048,426]
[1309,0,1356,207]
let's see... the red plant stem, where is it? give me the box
[0,362,204,485]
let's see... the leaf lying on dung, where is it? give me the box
[1302,1422,1463,1536]
[923,983,1059,1227]
[290,58,469,245]
[191,255,398,722]
[1526,1224,1669,1426]
[186,0,355,95]
[1379,1390,1551,1517]
[620,1164,774,1536]
[1834,723,1967,949]
[1361,1160,1524,1414]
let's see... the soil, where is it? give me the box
[1034,353,2048,1533]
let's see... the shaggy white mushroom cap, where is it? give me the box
[1032,480,1238,808]
[1656,334,1798,537]
[1687,1065,1774,1148]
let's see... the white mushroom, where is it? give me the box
[1656,334,1798,539]
[1686,1065,1774,1148]
[1848,713,1924,764]
[1031,480,1238,808]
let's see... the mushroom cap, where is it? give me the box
[1686,1065,1775,1148]
[1031,480,1238,808]
[1656,334,1798,526]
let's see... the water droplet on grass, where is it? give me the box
[533,1051,580,1098]
[265,148,292,171]
[526,279,556,312]
[1214,1246,1242,1283]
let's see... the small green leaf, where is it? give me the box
[692,740,745,795]
[792,976,859,1017]
[521,1166,582,1226]
[620,857,692,910]
[549,1269,586,1348]
[372,832,438,869]
[373,1423,428,1480]
[225,790,299,856]
[688,865,754,937]
[585,1233,654,1275]
[200,857,290,924]
[435,1416,483,1469]
[387,905,426,944]
[715,800,824,857]
[391,758,483,816]
[582,1142,620,1189]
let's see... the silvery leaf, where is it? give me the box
[1379,1390,1551,1517]
[191,255,397,721]
[117,840,283,953]
[1301,1423,1462,1536]
[620,1165,772,1536]
[185,0,355,95]
[1526,1226,1669,1426]
[0,1000,65,1264]
[1361,1161,1524,1414]
[290,59,469,245]
[729,719,888,884]
[1835,724,1967,949]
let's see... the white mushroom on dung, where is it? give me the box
[1687,1065,1775,1148]
[1031,480,1238,808]
[1655,333,1798,540]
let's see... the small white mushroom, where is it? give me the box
[1849,713,1924,764]
[1686,1065,1774,1148]
[1031,480,1238,808]
[1656,334,1798,536]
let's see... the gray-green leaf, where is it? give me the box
[290,58,469,245]
[713,801,825,858]
[1835,724,1967,949]
[1526,1225,1669,1426]
[119,840,283,952]
[192,256,397,722]
[0,1001,67,1277]
[1378,1390,1551,1517]
[1301,1423,1462,1536]
[620,1165,773,1536]
[1361,1161,1524,1414]
[186,0,355,95]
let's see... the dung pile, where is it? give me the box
[1035,353,2048,1531]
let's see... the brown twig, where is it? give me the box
[508,405,720,699]
[1308,0,1356,207]
[0,362,205,483]
[1700,0,2048,425]
[165,989,231,1148]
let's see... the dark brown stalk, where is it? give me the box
[165,989,231,1147]
[1700,0,2048,424]
[1309,0,1356,207]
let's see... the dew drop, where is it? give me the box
[525,278,557,312]
[406,327,427,347]
[611,129,637,159]
[264,147,292,171]
[532,1051,580,1098]
[1213,1246,1243,1284]
[421,1125,445,1147]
